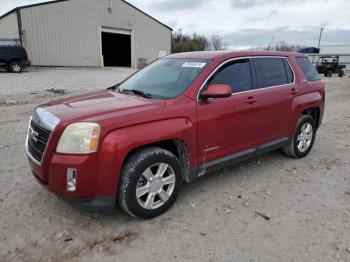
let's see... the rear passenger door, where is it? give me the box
[252,57,296,144]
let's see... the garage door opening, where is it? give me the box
[101,28,131,67]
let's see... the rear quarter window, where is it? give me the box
[253,58,291,89]
[296,57,320,81]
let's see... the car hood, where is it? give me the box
[40,90,166,123]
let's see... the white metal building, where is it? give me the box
[0,0,172,68]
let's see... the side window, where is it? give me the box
[207,59,252,93]
[254,58,289,88]
[296,57,320,81]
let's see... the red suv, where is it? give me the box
[26,51,325,218]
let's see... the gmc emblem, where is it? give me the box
[28,127,39,142]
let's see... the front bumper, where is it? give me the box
[26,108,119,213]
[59,195,116,213]
[28,153,118,213]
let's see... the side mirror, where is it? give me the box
[200,84,232,99]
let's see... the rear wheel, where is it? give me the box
[118,147,182,219]
[9,61,23,73]
[283,115,316,159]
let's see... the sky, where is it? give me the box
[1,0,349,49]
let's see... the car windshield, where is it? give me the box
[118,58,210,99]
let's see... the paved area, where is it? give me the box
[0,67,349,262]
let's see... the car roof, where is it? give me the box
[166,50,303,60]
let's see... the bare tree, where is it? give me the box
[192,32,210,51]
[274,41,304,52]
[172,29,211,53]
[211,35,224,50]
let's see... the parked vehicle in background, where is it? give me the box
[316,55,346,77]
[0,45,31,73]
[25,51,325,219]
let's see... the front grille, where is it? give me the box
[27,120,52,163]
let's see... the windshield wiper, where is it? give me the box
[122,89,153,99]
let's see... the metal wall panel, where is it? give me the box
[320,45,350,54]
[20,0,172,67]
[0,12,19,39]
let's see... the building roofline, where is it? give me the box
[0,0,172,31]
[121,1,172,31]
[0,0,68,19]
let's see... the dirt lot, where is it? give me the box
[0,67,349,262]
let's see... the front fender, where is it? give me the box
[95,118,196,196]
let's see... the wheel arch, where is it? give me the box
[290,92,322,133]
[121,139,191,182]
[6,57,23,64]
[301,107,320,129]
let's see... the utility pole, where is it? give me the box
[313,28,324,64]
[317,27,324,50]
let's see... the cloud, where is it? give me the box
[230,0,321,9]
[223,28,350,49]
[150,0,209,11]
[2,0,349,49]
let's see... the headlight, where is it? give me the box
[56,122,101,154]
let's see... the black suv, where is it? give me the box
[0,45,31,73]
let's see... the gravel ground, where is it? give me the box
[0,67,349,262]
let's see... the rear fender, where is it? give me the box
[289,92,322,133]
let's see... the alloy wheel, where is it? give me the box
[297,123,313,152]
[12,64,21,72]
[136,163,176,210]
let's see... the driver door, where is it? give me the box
[196,58,261,166]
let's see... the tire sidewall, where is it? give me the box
[120,148,182,219]
[293,115,316,158]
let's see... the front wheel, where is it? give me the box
[118,147,182,219]
[283,115,316,158]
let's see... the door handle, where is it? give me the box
[245,96,258,104]
[290,88,300,95]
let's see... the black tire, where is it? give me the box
[118,147,183,219]
[283,115,316,159]
[9,61,23,73]
[326,70,333,77]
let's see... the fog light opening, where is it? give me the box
[67,168,77,192]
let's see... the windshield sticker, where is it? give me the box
[182,62,207,68]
